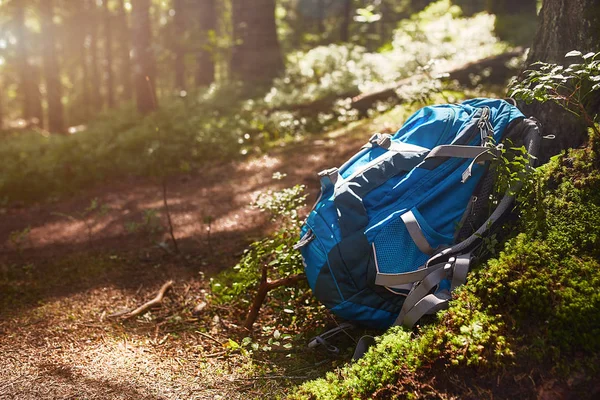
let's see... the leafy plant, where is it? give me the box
[210,178,308,329]
[509,50,600,153]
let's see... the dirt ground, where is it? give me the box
[0,113,405,400]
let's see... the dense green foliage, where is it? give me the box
[210,182,307,305]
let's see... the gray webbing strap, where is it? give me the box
[394,254,472,328]
[402,293,450,328]
[451,254,471,291]
[425,145,497,161]
[393,263,450,325]
[400,210,435,255]
[375,261,446,287]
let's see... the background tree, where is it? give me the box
[14,0,43,127]
[196,0,216,87]
[173,0,186,91]
[340,0,352,42]
[487,0,537,46]
[103,0,115,108]
[131,0,157,114]
[522,0,600,161]
[40,0,65,133]
[117,0,133,101]
[230,0,283,86]
[88,0,103,111]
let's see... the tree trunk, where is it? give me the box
[40,0,66,134]
[132,0,157,114]
[340,0,352,42]
[522,0,600,162]
[487,0,537,45]
[117,0,133,101]
[230,0,284,86]
[0,76,4,131]
[104,0,116,108]
[196,0,216,87]
[14,0,43,127]
[173,0,186,91]
[89,0,103,110]
[79,4,91,120]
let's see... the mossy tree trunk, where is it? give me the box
[522,0,600,162]
[231,0,284,86]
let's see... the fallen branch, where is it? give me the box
[243,266,305,330]
[350,48,526,114]
[109,280,174,319]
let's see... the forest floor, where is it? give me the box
[0,110,409,399]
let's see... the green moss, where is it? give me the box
[292,147,600,398]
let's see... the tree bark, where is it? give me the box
[132,0,157,114]
[340,0,352,42]
[14,0,43,127]
[487,0,537,45]
[88,0,103,111]
[521,0,600,162]
[117,0,133,101]
[79,6,91,120]
[173,0,186,91]
[0,76,4,131]
[196,0,216,87]
[104,0,116,108]
[40,0,66,134]
[230,0,284,86]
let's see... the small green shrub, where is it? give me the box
[210,181,308,310]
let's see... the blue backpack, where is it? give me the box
[296,98,541,330]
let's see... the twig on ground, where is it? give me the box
[243,267,305,330]
[108,280,174,319]
[237,375,309,381]
[195,330,224,346]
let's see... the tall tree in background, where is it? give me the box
[173,0,186,91]
[196,0,216,87]
[40,0,65,133]
[132,0,157,114]
[524,0,600,161]
[77,1,91,119]
[340,0,352,42]
[0,76,4,129]
[487,0,537,45]
[104,0,115,108]
[88,0,103,110]
[230,0,283,86]
[14,0,43,127]
[117,0,133,101]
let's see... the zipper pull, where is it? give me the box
[477,107,494,145]
[293,229,315,250]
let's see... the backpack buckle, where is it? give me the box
[369,133,392,149]
[318,167,339,189]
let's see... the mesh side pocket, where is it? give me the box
[373,217,430,274]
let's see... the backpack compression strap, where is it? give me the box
[392,117,542,328]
